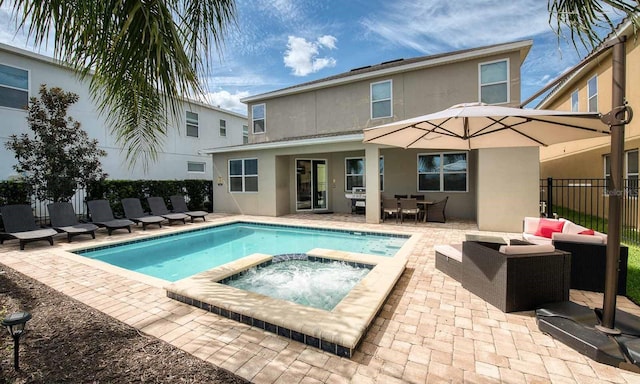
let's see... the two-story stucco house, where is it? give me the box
[0,43,247,181]
[203,40,540,232]
[537,19,639,185]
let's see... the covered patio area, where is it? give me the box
[1,213,639,383]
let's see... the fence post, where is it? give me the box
[546,177,553,218]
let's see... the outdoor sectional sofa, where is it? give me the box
[436,239,571,312]
[522,216,628,295]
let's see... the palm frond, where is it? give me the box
[0,0,236,169]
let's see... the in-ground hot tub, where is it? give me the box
[165,248,407,357]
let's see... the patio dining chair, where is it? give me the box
[426,196,449,223]
[399,198,420,224]
[381,197,400,223]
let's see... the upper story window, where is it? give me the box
[588,75,598,112]
[219,119,227,137]
[186,111,199,137]
[479,59,508,104]
[252,104,265,134]
[571,90,579,112]
[371,80,392,119]
[242,125,249,144]
[0,63,29,109]
[418,152,468,192]
[229,158,258,192]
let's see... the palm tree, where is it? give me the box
[548,0,639,49]
[1,0,236,169]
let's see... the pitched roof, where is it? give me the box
[242,40,532,103]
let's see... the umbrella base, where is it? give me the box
[536,301,640,373]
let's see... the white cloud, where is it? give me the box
[203,90,249,115]
[360,1,553,53]
[283,35,337,76]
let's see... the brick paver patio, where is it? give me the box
[1,213,639,383]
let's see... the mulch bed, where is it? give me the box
[0,265,249,384]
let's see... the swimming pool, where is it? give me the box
[76,222,409,282]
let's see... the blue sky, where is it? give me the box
[0,0,620,115]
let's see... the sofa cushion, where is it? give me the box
[434,244,463,262]
[552,232,606,244]
[561,220,590,235]
[534,218,565,238]
[499,244,556,255]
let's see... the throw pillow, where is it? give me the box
[534,218,565,238]
[578,229,595,235]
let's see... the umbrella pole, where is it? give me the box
[599,37,627,333]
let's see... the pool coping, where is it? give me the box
[164,248,408,358]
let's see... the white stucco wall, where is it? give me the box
[0,43,246,181]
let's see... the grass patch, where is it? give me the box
[553,205,640,305]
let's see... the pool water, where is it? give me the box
[77,222,407,282]
[225,258,371,310]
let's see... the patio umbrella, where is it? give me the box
[362,102,610,149]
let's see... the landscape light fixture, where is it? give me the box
[2,311,32,371]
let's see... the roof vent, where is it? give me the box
[380,58,404,65]
[350,65,372,72]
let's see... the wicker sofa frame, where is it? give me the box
[461,241,571,313]
[552,240,628,295]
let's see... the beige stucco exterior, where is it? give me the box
[205,40,538,232]
[539,21,640,179]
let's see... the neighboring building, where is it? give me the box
[536,19,639,194]
[203,40,539,232]
[0,43,246,181]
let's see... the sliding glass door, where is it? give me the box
[296,159,327,211]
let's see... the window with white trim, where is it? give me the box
[219,119,226,137]
[588,75,598,112]
[242,125,249,144]
[571,90,579,112]
[0,63,29,109]
[186,111,199,137]
[187,161,205,172]
[252,104,265,134]
[479,59,508,104]
[371,80,392,119]
[344,156,384,191]
[418,152,468,192]
[229,158,258,192]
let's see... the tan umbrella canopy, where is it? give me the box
[363,102,610,149]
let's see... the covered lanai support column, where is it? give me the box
[364,144,380,223]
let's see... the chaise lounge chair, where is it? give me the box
[47,202,98,242]
[0,204,57,250]
[169,195,207,222]
[86,199,134,235]
[147,197,188,225]
[121,198,165,230]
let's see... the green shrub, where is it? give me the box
[87,179,213,216]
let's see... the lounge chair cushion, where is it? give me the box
[498,244,556,255]
[10,228,58,240]
[551,232,606,244]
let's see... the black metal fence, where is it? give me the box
[540,178,639,245]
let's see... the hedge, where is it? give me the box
[86,179,214,217]
[0,181,33,206]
